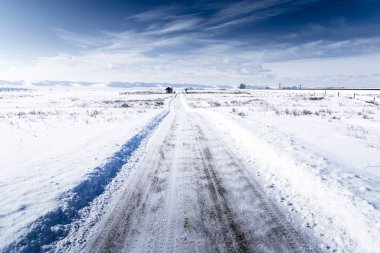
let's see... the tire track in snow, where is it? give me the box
[78,94,322,253]
[192,112,321,252]
[193,123,250,252]
[85,110,178,253]
[163,121,181,252]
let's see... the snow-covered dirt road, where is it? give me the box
[85,94,321,252]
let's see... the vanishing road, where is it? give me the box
[85,94,321,253]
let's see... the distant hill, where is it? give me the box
[0,79,234,89]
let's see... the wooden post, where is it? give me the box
[338,92,340,97]
[354,93,356,99]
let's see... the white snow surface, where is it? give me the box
[0,87,170,249]
[185,89,380,252]
[53,93,321,253]
[1,87,379,253]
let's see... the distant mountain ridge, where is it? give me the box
[0,80,233,89]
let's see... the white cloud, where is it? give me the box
[128,7,181,22]
[144,19,201,35]
[266,53,380,87]
[0,41,272,84]
[1,44,379,87]
[55,28,111,49]
[251,37,380,61]
[206,0,323,30]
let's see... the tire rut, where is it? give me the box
[192,122,250,252]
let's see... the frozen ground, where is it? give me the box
[0,87,171,251]
[1,87,379,253]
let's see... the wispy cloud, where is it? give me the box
[205,0,323,30]
[261,37,380,61]
[143,18,202,35]
[213,0,288,20]
[128,7,181,22]
[54,28,111,49]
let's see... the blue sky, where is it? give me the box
[0,0,379,87]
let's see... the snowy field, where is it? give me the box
[185,89,380,252]
[1,87,379,252]
[0,87,171,250]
